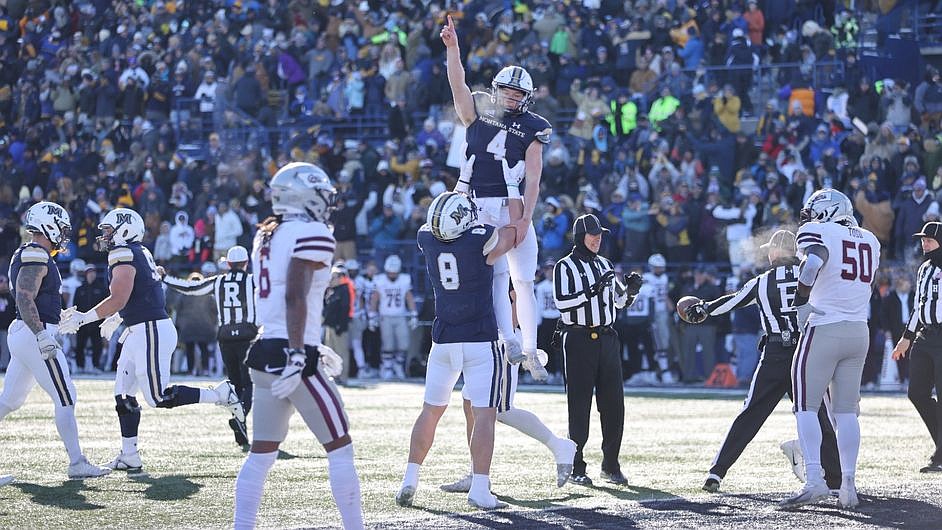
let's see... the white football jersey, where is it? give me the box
[535,279,560,320]
[61,275,82,305]
[374,273,412,317]
[252,220,334,345]
[353,274,375,317]
[624,283,655,318]
[797,221,880,326]
[642,271,670,313]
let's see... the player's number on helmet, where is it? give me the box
[486,130,507,160]
[437,253,460,291]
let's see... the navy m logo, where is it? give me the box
[115,213,133,224]
[45,204,63,216]
[450,204,470,225]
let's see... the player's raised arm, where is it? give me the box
[162,273,217,296]
[441,14,476,126]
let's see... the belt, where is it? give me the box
[562,323,616,340]
[765,331,800,346]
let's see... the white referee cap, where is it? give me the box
[227,245,249,263]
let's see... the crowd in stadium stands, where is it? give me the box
[0,1,939,387]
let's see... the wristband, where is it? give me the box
[505,184,520,199]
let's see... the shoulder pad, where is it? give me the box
[528,112,553,144]
[20,246,49,263]
[108,247,135,267]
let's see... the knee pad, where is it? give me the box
[154,386,181,409]
[115,395,142,415]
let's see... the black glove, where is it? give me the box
[588,270,616,297]
[624,272,643,297]
[685,302,709,324]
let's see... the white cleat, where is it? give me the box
[106,451,143,471]
[778,481,830,510]
[501,338,525,364]
[780,439,806,482]
[552,438,577,487]
[838,479,859,509]
[213,380,245,423]
[440,473,473,493]
[396,484,416,507]
[68,456,112,479]
[467,491,507,510]
[0,474,13,487]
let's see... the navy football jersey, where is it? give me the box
[417,223,499,343]
[108,243,168,326]
[8,243,62,325]
[465,91,552,198]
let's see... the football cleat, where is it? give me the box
[601,469,628,485]
[778,481,830,510]
[213,380,245,423]
[702,477,721,493]
[0,474,13,487]
[501,338,525,365]
[229,417,249,446]
[106,451,143,471]
[552,438,577,488]
[392,362,406,380]
[440,473,473,493]
[920,462,942,473]
[837,479,859,509]
[467,491,507,510]
[569,473,593,486]
[395,485,416,507]
[780,439,806,482]
[68,456,112,479]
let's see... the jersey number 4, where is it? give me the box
[840,241,874,283]
[486,130,507,160]
[437,253,460,291]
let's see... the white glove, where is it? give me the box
[270,349,306,399]
[318,345,343,378]
[60,306,77,324]
[501,337,525,364]
[501,158,526,199]
[523,350,550,382]
[36,330,63,361]
[408,313,419,330]
[100,312,123,340]
[368,313,379,332]
[58,308,98,335]
[796,303,825,329]
[455,154,475,193]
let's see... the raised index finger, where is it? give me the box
[447,14,455,29]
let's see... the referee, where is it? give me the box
[892,221,942,473]
[553,214,642,486]
[162,245,256,446]
[679,230,840,492]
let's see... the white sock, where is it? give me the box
[234,450,278,530]
[796,410,824,484]
[469,473,490,497]
[122,436,138,455]
[492,270,514,340]
[199,389,218,403]
[834,412,860,479]
[0,403,11,421]
[497,408,554,447]
[352,340,366,369]
[401,462,420,489]
[511,279,538,351]
[54,406,83,464]
[327,444,363,529]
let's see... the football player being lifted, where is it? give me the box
[441,15,550,381]
[233,163,362,529]
[58,207,244,472]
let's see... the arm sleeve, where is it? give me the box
[553,259,589,311]
[163,274,216,296]
[798,252,825,287]
[705,277,759,316]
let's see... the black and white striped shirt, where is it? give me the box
[164,270,257,327]
[904,259,942,340]
[705,260,800,337]
[553,253,628,327]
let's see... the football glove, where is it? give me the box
[501,337,525,364]
[367,313,379,332]
[796,303,825,329]
[58,308,98,335]
[587,270,616,298]
[36,330,63,361]
[100,313,123,340]
[408,312,419,331]
[624,272,643,297]
[318,345,343,378]
[271,349,306,399]
[455,154,475,193]
[501,158,525,199]
[684,302,709,324]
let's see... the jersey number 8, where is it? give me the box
[437,253,460,291]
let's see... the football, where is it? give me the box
[676,295,704,323]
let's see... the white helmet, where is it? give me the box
[24,201,72,250]
[69,258,87,276]
[799,189,855,226]
[492,65,534,114]
[647,253,667,269]
[384,255,402,274]
[345,259,360,271]
[269,162,336,223]
[427,191,478,242]
[98,208,145,249]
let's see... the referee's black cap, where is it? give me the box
[573,213,609,238]
[914,221,942,243]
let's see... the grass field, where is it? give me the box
[0,377,939,529]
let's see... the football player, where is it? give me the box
[344,260,374,379]
[397,190,518,510]
[0,202,110,479]
[441,15,550,379]
[58,207,243,472]
[643,254,675,383]
[368,255,418,380]
[233,162,362,530]
[780,190,881,510]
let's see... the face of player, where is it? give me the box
[97,225,115,251]
[922,237,940,253]
[584,233,602,254]
[496,86,526,112]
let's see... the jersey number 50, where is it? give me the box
[840,241,873,283]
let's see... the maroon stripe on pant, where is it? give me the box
[302,376,339,440]
[795,326,816,411]
[314,370,348,434]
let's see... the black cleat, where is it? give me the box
[702,477,721,493]
[920,462,942,473]
[229,417,249,446]
[601,469,628,485]
[569,473,593,486]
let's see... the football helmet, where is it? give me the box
[98,208,145,249]
[799,189,854,226]
[647,253,667,269]
[69,258,87,276]
[269,162,336,223]
[427,191,478,242]
[24,201,72,250]
[384,255,402,274]
[491,65,534,114]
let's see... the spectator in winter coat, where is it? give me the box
[894,178,933,257]
[882,81,913,131]
[713,85,741,133]
[368,203,404,258]
[169,210,195,264]
[677,27,704,70]
[849,77,880,125]
[536,197,570,260]
[743,1,765,46]
[213,202,244,261]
